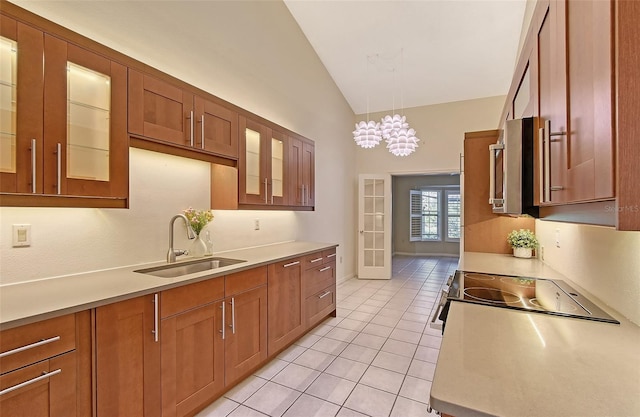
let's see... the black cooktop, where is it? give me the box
[446,270,619,324]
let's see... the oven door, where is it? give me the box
[489,142,505,213]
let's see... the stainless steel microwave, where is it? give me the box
[488,117,538,217]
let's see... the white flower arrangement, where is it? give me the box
[507,229,539,249]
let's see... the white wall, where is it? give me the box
[1,1,357,284]
[535,220,640,325]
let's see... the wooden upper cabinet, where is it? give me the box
[537,0,568,205]
[0,15,43,195]
[239,116,269,205]
[0,15,127,206]
[288,136,315,208]
[128,70,239,160]
[565,0,614,202]
[128,69,194,147]
[44,35,128,199]
[195,97,239,158]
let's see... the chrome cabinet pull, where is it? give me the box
[189,110,193,147]
[538,127,545,203]
[542,119,567,202]
[319,266,331,272]
[318,291,331,299]
[201,114,205,149]
[488,143,504,205]
[0,369,62,397]
[220,302,225,340]
[0,336,61,358]
[152,294,159,342]
[310,257,323,264]
[31,139,36,193]
[302,184,306,205]
[264,178,268,204]
[326,253,336,259]
[230,298,236,334]
[56,143,61,195]
[283,261,300,268]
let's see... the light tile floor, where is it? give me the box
[197,255,458,417]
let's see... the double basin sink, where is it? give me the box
[135,257,246,278]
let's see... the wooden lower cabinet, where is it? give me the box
[161,301,225,417]
[224,285,268,386]
[95,294,161,417]
[0,351,76,417]
[267,258,305,354]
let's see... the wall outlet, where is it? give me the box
[254,219,260,231]
[12,224,31,247]
[540,245,545,261]
[555,228,560,248]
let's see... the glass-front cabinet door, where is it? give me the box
[43,35,127,199]
[0,16,43,194]
[239,116,268,205]
[270,130,286,205]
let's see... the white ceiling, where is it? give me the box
[284,0,528,114]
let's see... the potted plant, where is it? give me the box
[507,229,538,258]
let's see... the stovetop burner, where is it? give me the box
[446,270,619,324]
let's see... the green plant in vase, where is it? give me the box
[507,229,538,258]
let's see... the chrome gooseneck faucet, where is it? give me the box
[167,214,196,263]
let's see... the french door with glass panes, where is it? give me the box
[358,174,391,280]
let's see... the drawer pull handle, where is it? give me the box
[31,139,36,193]
[310,257,323,263]
[230,298,236,334]
[318,291,332,299]
[0,336,61,358]
[326,253,336,258]
[283,261,300,268]
[319,266,331,272]
[0,369,62,397]
[152,293,159,342]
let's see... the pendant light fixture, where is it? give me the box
[353,55,383,149]
[382,50,419,156]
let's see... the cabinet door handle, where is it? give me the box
[283,261,300,268]
[220,301,225,340]
[152,293,159,342]
[201,114,205,150]
[56,143,61,195]
[264,178,269,204]
[230,298,236,334]
[0,369,62,397]
[488,143,504,205]
[310,257,323,263]
[318,290,331,299]
[319,266,331,272]
[302,184,306,205]
[538,127,545,203]
[326,253,336,259]
[189,111,194,147]
[0,336,61,358]
[31,139,36,193]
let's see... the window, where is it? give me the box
[410,187,460,242]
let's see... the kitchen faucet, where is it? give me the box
[167,214,196,263]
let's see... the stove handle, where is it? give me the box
[430,289,449,324]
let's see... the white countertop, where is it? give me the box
[430,252,640,417]
[0,241,337,330]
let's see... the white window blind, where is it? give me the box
[409,190,422,242]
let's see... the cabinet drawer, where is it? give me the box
[0,350,77,416]
[306,285,336,328]
[225,266,267,297]
[305,262,336,298]
[161,276,225,318]
[0,314,76,374]
[322,248,337,264]
[301,252,325,270]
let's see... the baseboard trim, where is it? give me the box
[337,273,356,286]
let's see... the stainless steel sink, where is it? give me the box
[134,257,246,278]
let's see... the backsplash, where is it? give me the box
[0,148,297,285]
[535,220,640,325]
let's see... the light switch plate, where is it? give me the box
[12,224,31,247]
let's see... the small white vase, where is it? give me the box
[513,247,533,258]
[190,234,207,258]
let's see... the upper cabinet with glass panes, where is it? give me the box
[0,11,128,208]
